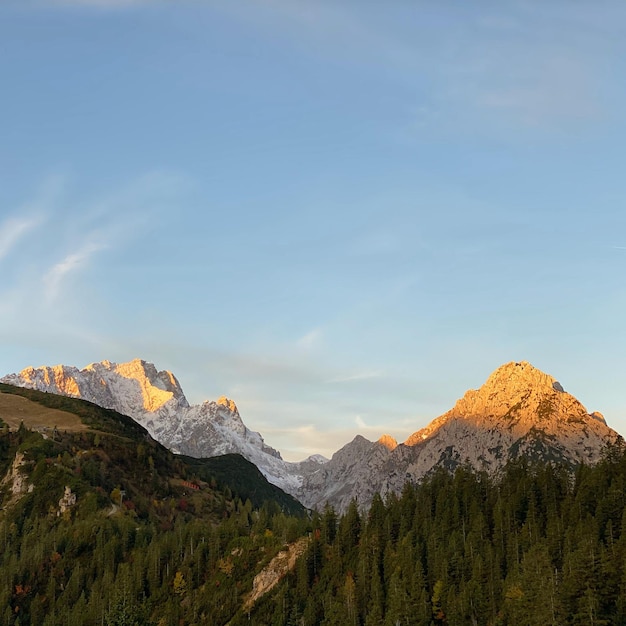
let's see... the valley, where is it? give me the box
[0,359,624,624]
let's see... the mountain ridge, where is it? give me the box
[2,358,620,513]
[1,359,318,497]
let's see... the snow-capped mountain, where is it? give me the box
[0,359,324,495]
[2,359,621,513]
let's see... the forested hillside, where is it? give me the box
[0,385,307,625]
[243,446,626,626]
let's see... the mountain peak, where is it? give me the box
[3,359,190,416]
[446,360,588,425]
[404,360,603,448]
[216,396,238,414]
[484,360,559,391]
[377,434,397,450]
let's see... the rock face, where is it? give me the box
[244,537,309,611]
[299,361,621,512]
[1,452,34,503]
[0,359,320,496]
[2,359,621,514]
[58,486,77,517]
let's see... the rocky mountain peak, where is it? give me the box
[13,364,82,398]
[377,434,398,450]
[482,360,559,394]
[445,360,590,425]
[114,359,186,412]
[217,396,239,414]
[404,361,601,447]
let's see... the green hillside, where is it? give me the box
[0,384,308,624]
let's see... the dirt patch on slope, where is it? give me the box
[0,392,87,432]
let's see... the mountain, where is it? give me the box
[300,361,621,512]
[0,359,323,497]
[0,381,304,516]
[0,383,307,624]
[3,359,620,513]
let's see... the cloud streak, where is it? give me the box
[0,169,188,312]
[0,216,43,264]
[44,241,107,304]
[327,371,383,384]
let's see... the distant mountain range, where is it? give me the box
[2,359,620,512]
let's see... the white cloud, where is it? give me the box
[0,168,188,311]
[43,241,107,304]
[0,216,43,263]
[236,3,606,124]
[0,175,63,264]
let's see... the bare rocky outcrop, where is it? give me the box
[244,537,309,611]
[58,486,76,516]
[377,434,398,450]
[1,452,34,505]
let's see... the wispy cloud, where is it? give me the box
[0,170,187,314]
[43,241,107,304]
[0,216,43,263]
[296,327,323,351]
[225,2,609,133]
[327,371,383,384]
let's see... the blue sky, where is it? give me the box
[2,1,626,460]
